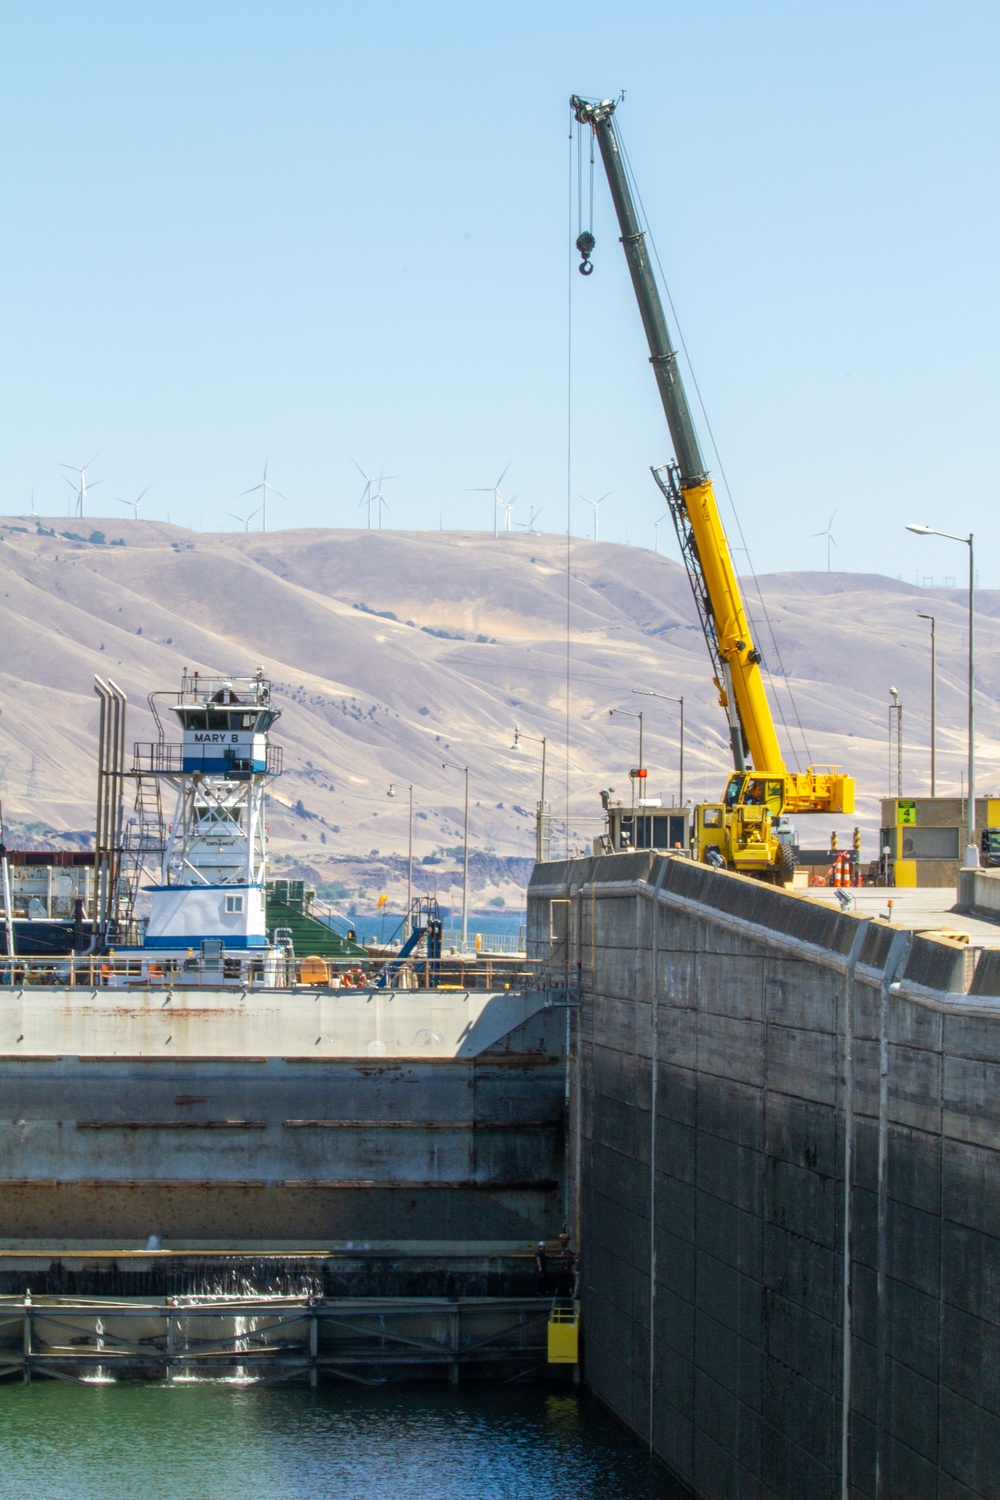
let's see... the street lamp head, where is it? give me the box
[917,612,934,622]
[906,524,935,536]
[387,785,396,798]
[889,685,899,701]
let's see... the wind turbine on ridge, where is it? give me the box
[228,506,262,532]
[499,494,518,532]
[59,455,100,518]
[372,471,396,531]
[468,464,511,540]
[116,485,151,520]
[237,458,287,533]
[515,505,544,534]
[353,461,397,530]
[580,491,610,541]
[811,512,838,572]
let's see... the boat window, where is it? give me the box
[197,807,242,826]
[183,711,208,730]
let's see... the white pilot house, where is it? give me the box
[136,670,282,954]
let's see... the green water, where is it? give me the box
[0,1383,691,1500]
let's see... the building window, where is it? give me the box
[225,895,244,914]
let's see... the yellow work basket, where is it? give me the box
[547,1303,579,1364]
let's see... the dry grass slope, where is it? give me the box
[1,516,998,902]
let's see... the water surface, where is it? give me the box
[0,1383,691,1500]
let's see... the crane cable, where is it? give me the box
[615,122,814,774]
[565,119,576,856]
[575,121,596,275]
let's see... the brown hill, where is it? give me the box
[1,516,996,902]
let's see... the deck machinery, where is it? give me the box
[572,95,853,880]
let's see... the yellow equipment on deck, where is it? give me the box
[547,1303,579,1364]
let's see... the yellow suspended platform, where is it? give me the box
[547,1303,579,1364]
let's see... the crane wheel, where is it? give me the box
[772,844,796,886]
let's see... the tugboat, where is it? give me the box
[117,668,283,980]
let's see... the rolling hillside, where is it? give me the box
[1,515,997,908]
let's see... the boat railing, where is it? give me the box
[0,953,559,995]
[131,743,283,775]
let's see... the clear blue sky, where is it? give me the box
[3,0,998,581]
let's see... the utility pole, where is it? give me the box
[917,613,936,796]
[888,688,902,798]
[443,762,469,949]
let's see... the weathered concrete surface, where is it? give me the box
[958,864,1000,923]
[0,989,566,1245]
[0,984,552,1058]
[807,881,1000,948]
[531,852,1000,1500]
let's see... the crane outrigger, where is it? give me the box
[572,94,853,881]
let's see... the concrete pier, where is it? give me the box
[530,852,1000,1500]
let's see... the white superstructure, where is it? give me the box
[135,670,282,952]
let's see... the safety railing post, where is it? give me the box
[22,1293,31,1385]
[449,1303,460,1385]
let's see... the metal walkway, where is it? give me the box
[0,1294,553,1386]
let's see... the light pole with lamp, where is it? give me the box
[387,783,413,932]
[888,687,902,799]
[632,689,685,807]
[916,613,937,797]
[511,726,548,861]
[906,524,977,864]
[609,708,644,807]
[442,761,470,948]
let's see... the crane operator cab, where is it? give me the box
[696,774,797,884]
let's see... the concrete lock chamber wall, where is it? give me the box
[528,850,1000,1500]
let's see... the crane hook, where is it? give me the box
[576,231,595,276]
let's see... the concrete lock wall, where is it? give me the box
[529,852,1000,1500]
[0,989,566,1246]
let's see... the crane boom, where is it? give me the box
[571,93,784,775]
[573,94,853,839]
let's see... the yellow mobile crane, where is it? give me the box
[572,95,853,881]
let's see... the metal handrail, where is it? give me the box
[0,953,550,992]
[131,743,283,776]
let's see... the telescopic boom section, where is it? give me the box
[570,95,785,776]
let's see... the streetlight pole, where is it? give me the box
[916,613,936,797]
[633,689,685,806]
[443,761,469,948]
[609,708,643,808]
[512,727,548,861]
[888,687,902,798]
[906,524,976,862]
[387,783,413,931]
